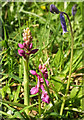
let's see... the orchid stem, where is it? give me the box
[60,12,74,116]
[24,57,29,115]
[38,89,41,117]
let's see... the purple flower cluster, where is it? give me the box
[30,64,50,104]
[18,27,38,58]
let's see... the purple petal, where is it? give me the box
[30,49,39,54]
[30,70,38,76]
[18,43,24,49]
[18,49,25,56]
[23,42,27,48]
[41,91,50,104]
[29,43,33,49]
[30,85,39,94]
[41,84,45,91]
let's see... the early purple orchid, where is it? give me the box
[30,64,50,104]
[18,27,38,58]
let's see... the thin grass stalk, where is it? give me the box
[24,57,29,115]
[17,4,23,79]
[60,12,74,116]
[38,88,41,117]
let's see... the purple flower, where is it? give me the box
[50,4,59,14]
[30,85,39,94]
[30,70,38,76]
[18,49,25,56]
[30,64,50,104]
[18,43,24,49]
[72,4,77,16]
[41,91,50,104]
[60,13,68,34]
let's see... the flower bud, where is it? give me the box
[72,4,77,16]
[18,49,25,56]
[30,70,37,75]
[18,43,24,49]
[60,13,68,34]
[50,4,59,14]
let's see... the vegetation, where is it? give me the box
[0,2,84,120]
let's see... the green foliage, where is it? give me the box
[1,1,83,120]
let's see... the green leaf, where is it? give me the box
[1,102,25,119]
[70,87,79,98]
[64,107,84,113]
[0,100,26,108]
[14,84,21,102]
[0,73,22,82]
[19,102,38,113]
[29,93,39,98]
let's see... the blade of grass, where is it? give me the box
[0,111,13,118]
[20,10,46,22]
[0,73,22,82]
[19,102,38,113]
[0,100,26,108]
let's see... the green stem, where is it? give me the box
[60,12,74,116]
[24,57,29,115]
[19,58,22,78]
[38,90,41,117]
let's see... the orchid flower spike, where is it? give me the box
[18,27,38,58]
